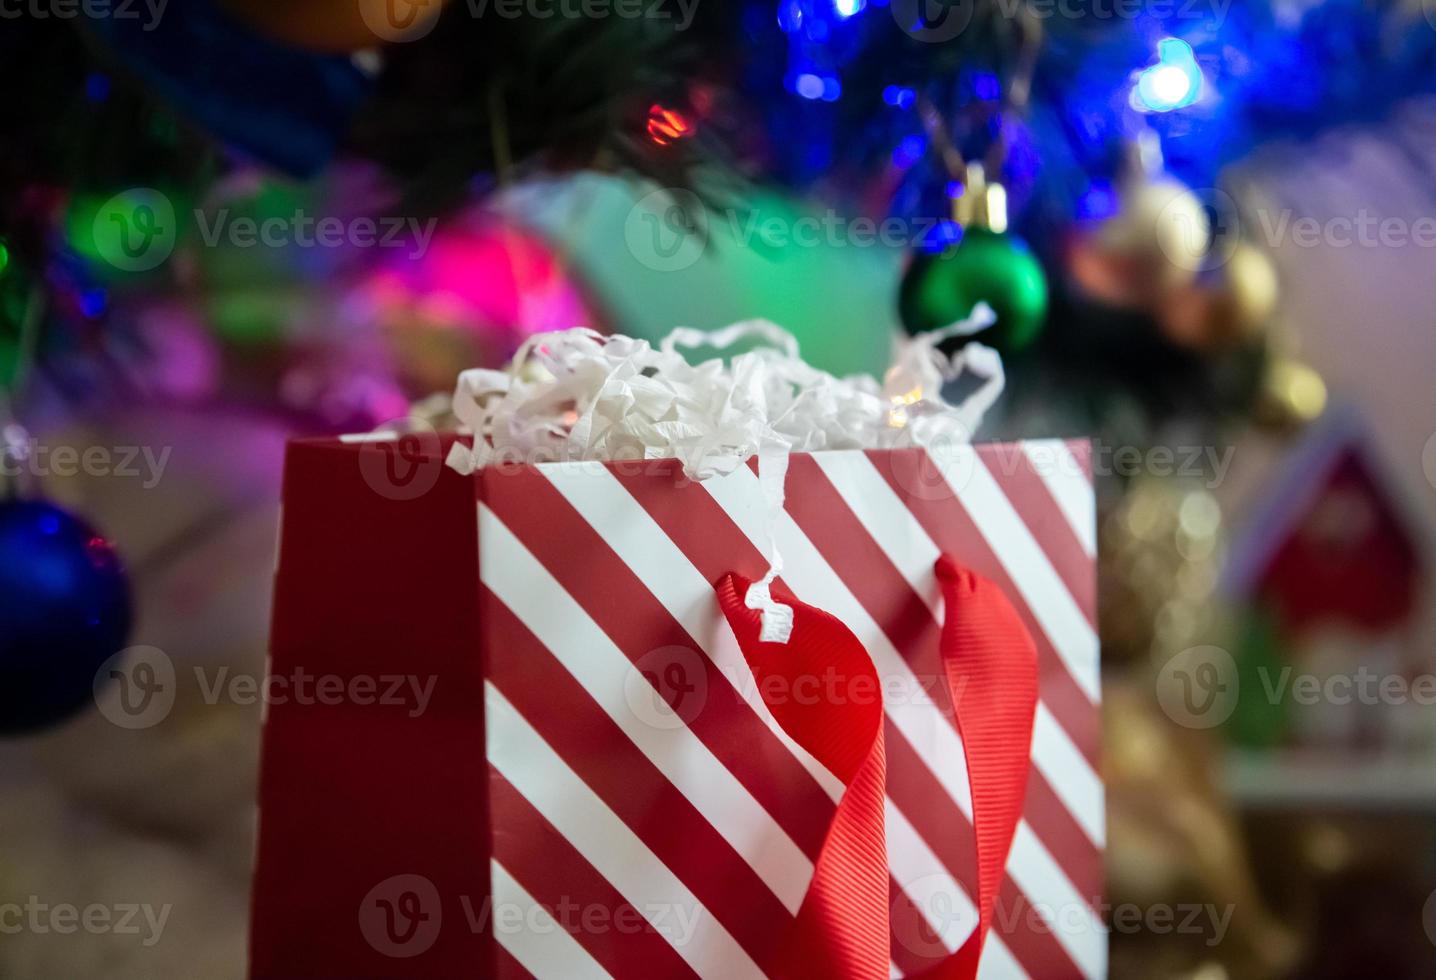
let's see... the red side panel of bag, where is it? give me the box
[250,436,494,979]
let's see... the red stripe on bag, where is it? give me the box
[488,769,700,979]
[610,460,777,586]
[882,731,977,890]
[869,451,1100,769]
[782,456,1101,905]
[1019,776,1104,913]
[483,469,835,857]
[889,876,953,977]
[977,449,1096,628]
[883,731,1086,979]
[781,456,943,661]
[617,462,1076,976]
[494,942,537,980]
[482,590,793,969]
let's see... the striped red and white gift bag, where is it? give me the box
[251,436,1103,980]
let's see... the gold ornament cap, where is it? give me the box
[953,162,1009,234]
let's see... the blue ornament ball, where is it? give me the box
[0,499,132,734]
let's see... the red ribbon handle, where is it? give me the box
[716,555,1037,980]
[715,573,890,979]
[926,555,1039,978]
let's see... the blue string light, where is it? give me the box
[748,0,1436,231]
[883,85,916,109]
[1076,180,1118,222]
[84,73,111,103]
[79,288,108,319]
[1133,38,1203,113]
[778,1,802,32]
[919,219,963,253]
[794,72,825,99]
[892,134,926,168]
[973,72,1002,102]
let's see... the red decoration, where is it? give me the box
[646,103,696,146]
[1227,409,1423,634]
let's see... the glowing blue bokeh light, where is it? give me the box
[1134,38,1203,112]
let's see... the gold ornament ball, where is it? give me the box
[1068,177,1211,311]
[1099,178,1210,285]
[1157,241,1280,352]
[1257,358,1328,429]
[1220,241,1281,336]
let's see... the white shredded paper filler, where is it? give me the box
[446,304,1002,643]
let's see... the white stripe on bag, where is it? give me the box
[951,454,1101,703]
[490,859,615,980]
[1032,709,1105,849]
[479,503,814,916]
[537,461,844,802]
[485,682,766,980]
[885,799,979,953]
[884,800,1027,980]
[539,459,1045,977]
[703,465,1105,980]
[1006,827,1108,979]
[700,466,975,819]
[539,462,1032,977]
[1022,440,1097,557]
[812,451,1104,849]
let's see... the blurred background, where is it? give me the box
[2,1,1436,977]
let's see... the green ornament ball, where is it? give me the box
[899,228,1049,353]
